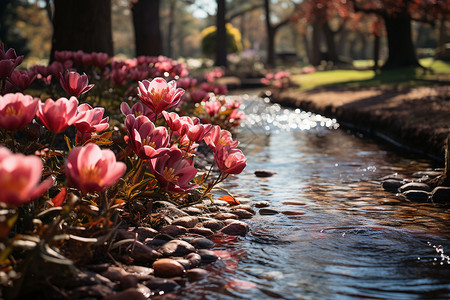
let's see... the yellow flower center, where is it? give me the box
[162,167,179,182]
[0,173,28,192]
[4,104,22,117]
[150,87,169,106]
[142,138,156,149]
[81,166,102,183]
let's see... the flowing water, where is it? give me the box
[174,92,450,300]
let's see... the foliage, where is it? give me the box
[201,23,243,57]
[0,43,247,297]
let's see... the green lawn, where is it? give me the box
[291,59,450,91]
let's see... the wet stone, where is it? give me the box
[145,278,180,294]
[101,266,130,282]
[181,207,203,216]
[259,208,279,215]
[119,275,139,290]
[403,190,430,202]
[159,239,196,257]
[186,268,209,282]
[399,182,431,193]
[134,227,159,242]
[172,216,199,228]
[123,265,154,281]
[115,229,137,241]
[431,186,450,203]
[188,227,214,237]
[254,201,270,208]
[214,212,239,220]
[201,219,225,231]
[220,220,249,236]
[67,284,114,299]
[382,179,404,192]
[172,258,192,270]
[231,209,254,219]
[197,249,220,264]
[190,237,215,249]
[136,283,152,298]
[104,288,147,300]
[61,270,115,289]
[185,252,202,267]
[233,205,255,214]
[152,258,185,278]
[160,225,187,237]
[130,241,162,263]
[254,170,278,177]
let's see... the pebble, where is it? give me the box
[129,242,162,263]
[172,216,199,228]
[399,182,431,193]
[104,288,147,300]
[381,179,404,192]
[134,227,159,242]
[123,265,154,281]
[254,201,270,208]
[160,225,187,237]
[431,186,450,203]
[190,238,215,249]
[231,209,254,219]
[185,253,202,267]
[254,170,278,177]
[220,220,249,236]
[182,207,204,215]
[119,275,139,290]
[188,227,214,237]
[201,219,225,231]
[159,239,196,257]
[259,208,279,215]
[60,270,115,289]
[403,190,430,202]
[145,277,180,294]
[214,212,239,220]
[101,266,130,282]
[186,268,209,282]
[152,258,185,277]
[197,249,220,263]
[67,284,114,299]
[233,205,256,214]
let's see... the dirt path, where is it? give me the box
[271,85,450,161]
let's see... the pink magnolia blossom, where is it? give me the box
[189,90,210,103]
[54,50,73,63]
[37,96,80,133]
[0,93,39,131]
[177,77,197,90]
[204,101,222,117]
[9,70,36,91]
[0,146,53,206]
[149,148,198,193]
[120,102,156,121]
[74,104,109,133]
[60,70,94,97]
[0,43,23,79]
[125,115,170,159]
[137,77,184,117]
[186,124,213,142]
[65,143,126,195]
[214,145,246,175]
[204,125,238,151]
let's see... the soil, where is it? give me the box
[269,85,450,162]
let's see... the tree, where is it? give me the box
[51,0,113,61]
[352,0,450,69]
[215,0,227,67]
[131,0,162,57]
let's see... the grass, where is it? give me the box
[291,58,450,91]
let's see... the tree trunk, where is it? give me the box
[132,0,162,57]
[51,0,113,61]
[435,20,450,60]
[382,12,419,69]
[322,21,339,63]
[264,0,275,68]
[166,0,176,58]
[215,0,227,67]
[302,32,311,65]
[310,21,321,66]
[373,33,380,70]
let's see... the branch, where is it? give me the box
[226,3,263,22]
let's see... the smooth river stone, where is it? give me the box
[399,182,431,193]
[281,211,306,215]
[172,216,199,228]
[403,190,430,202]
[281,201,306,206]
[254,170,278,177]
[254,201,270,208]
[104,288,147,300]
[159,239,196,257]
[220,220,249,236]
[382,179,404,192]
[431,186,450,203]
[259,208,279,215]
[186,268,209,282]
[152,258,185,277]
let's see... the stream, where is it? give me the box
[173,92,450,300]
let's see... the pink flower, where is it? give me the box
[59,70,94,97]
[65,143,126,195]
[204,125,238,151]
[0,43,23,79]
[9,70,36,91]
[186,124,213,142]
[120,102,156,121]
[91,52,109,69]
[149,148,198,193]
[137,77,184,117]
[204,101,222,117]
[177,77,197,90]
[125,115,170,159]
[0,146,53,206]
[37,96,80,133]
[74,104,109,133]
[54,50,73,63]
[189,90,210,103]
[214,145,246,175]
[0,93,39,131]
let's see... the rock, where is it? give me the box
[233,205,255,214]
[197,249,220,264]
[123,265,154,281]
[152,259,185,277]
[145,278,180,294]
[153,201,189,218]
[104,288,147,300]
[403,190,430,202]
[120,275,139,290]
[254,201,270,208]
[254,170,277,177]
[134,227,159,242]
[182,207,203,216]
[186,268,209,282]
[431,186,450,203]
[130,241,162,263]
[136,283,152,298]
[201,219,225,231]
[160,225,187,237]
[115,229,137,241]
[67,284,114,299]
[101,266,130,282]
[188,227,214,237]
[230,209,254,219]
[159,239,196,257]
[190,238,215,249]
[214,212,238,220]
[172,258,192,270]
[220,220,249,236]
[399,182,431,193]
[185,253,202,267]
[60,270,115,289]
[382,179,404,192]
[259,208,279,215]
[172,216,199,228]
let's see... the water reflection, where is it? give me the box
[176,92,450,299]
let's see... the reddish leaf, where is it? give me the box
[218,195,240,205]
[50,188,67,207]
